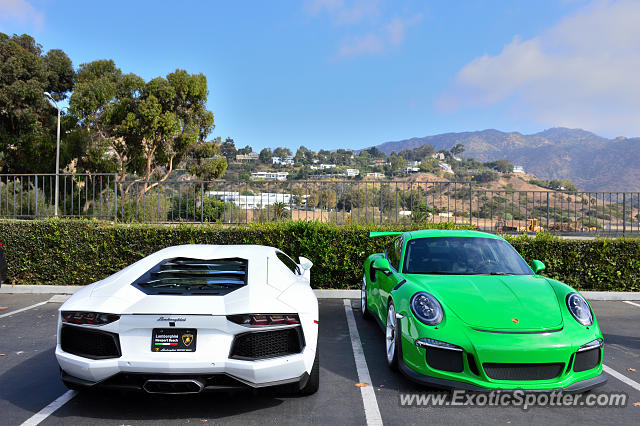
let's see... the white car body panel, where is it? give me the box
[56,245,318,389]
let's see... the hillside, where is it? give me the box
[373,128,640,191]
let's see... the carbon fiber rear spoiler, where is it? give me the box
[369,232,403,238]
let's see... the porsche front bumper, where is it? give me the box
[394,313,606,392]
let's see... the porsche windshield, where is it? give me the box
[403,237,533,275]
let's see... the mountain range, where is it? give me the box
[373,128,640,192]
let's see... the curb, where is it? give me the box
[0,285,83,294]
[2,285,640,301]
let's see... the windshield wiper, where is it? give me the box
[474,272,518,276]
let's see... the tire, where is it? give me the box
[385,301,399,370]
[298,345,319,395]
[361,277,372,320]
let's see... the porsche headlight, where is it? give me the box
[410,292,443,326]
[566,293,593,326]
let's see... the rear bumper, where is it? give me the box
[56,345,313,387]
[61,369,310,393]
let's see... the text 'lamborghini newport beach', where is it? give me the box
[362,230,606,392]
[56,245,319,395]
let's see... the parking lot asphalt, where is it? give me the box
[0,296,639,426]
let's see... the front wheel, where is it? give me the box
[386,301,399,370]
[361,277,372,320]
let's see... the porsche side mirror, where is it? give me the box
[372,257,391,273]
[298,256,313,271]
[531,259,546,274]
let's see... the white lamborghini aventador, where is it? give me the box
[55,245,319,395]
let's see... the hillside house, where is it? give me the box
[236,152,259,161]
[251,171,289,181]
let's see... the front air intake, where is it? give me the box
[60,325,121,359]
[132,257,248,295]
[573,348,601,372]
[483,362,564,381]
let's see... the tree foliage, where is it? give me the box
[0,33,230,193]
[0,33,74,173]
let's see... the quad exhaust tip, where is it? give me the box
[143,379,205,394]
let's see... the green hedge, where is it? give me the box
[507,234,640,292]
[0,219,471,289]
[0,220,638,291]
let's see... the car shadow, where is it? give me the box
[57,389,287,422]
[0,347,288,422]
[603,333,640,351]
[350,303,434,393]
[0,347,68,415]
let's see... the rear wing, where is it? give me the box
[369,232,403,238]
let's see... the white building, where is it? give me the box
[319,163,336,170]
[407,160,420,167]
[513,165,525,173]
[405,167,420,174]
[365,172,385,179]
[272,156,294,165]
[236,152,259,161]
[439,163,453,173]
[344,168,360,177]
[210,192,295,209]
[251,171,289,181]
[432,152,446,161]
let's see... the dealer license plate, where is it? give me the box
[151,328,197,352]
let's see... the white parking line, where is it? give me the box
[20,390,76,426]
[623,301,640,308]
[603,364,640,392]
[0,301,48,319]
[343,299,383,426]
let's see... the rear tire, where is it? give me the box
[361,277,372,320]
[298,346,319,395]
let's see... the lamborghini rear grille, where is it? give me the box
[573,348,601,372]
[230,327,305,360]
[483,362,564,381]
[132,257,248,295]
[60,325,121,359]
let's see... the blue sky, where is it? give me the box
[2,0,638,151]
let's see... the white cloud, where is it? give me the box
[439,0,640,136]
[306,0,422,59]
[335,14,422,58]
[307,0,380,25]
[0,0,44,28]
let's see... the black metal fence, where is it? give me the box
[1,174,639,235]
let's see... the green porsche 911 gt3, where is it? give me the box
[362,230,606,392]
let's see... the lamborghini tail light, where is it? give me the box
[227,314,300,326]
[61,311,120,325]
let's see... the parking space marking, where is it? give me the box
[343,299,383,426]
[20,390,76,426]
[623,301,640,308]
[0,301,48,319]
[603,365,640,392]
